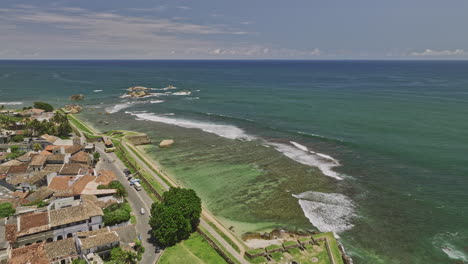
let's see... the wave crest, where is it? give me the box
[293,191,355,234]
[127,112,255,140]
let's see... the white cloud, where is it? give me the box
[309,48,321,56]
[410,49,467,56]
[176,6,192,10]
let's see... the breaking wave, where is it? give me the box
[127,111,254,140]
[269,141,342,180]
[293,191,355,234]
[150,100,164,104]
[433,232,468,262]
[93,90,103,93]
[0,101,23,105]
[105,102,134,113]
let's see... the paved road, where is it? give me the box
[95,142,161,264]
[121,142,248,264]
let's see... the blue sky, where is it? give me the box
[1,0,467,59]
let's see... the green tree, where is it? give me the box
[149,203,192,247]
[11,135,24,142]
[71,259,86,264]
[103,203,131,226]
[33,143,43,152]
[33,101,54,112]
[162,187,202,230]
[107,247,139,264]
[93,151,100,165]
[0,203,16,217]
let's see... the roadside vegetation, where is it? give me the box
[149,187,202,247]
[98,180,127,198]
[159,233,228,264]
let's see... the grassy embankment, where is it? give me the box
[111,138,242,263]
[159,233,228,264]
[245,232,343,264]
[66,117,229,264]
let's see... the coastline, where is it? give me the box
[69,112,351,264]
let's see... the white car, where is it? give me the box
[140,208,146,215]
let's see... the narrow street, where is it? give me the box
[95,142,160,264]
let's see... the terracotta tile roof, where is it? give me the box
[11,191,29,199]
[46,154,66,162]
[43,164,63,173]
[70,151,90,163]
[112,225,137,244]
[5,224,17,243]
[29,154,47,166]
[18,211,50,236]
[9,242,48,264]
[49,198,103,227]
[44,237,78,262]
[7,174,28,185]
[7,164,28,174]
[78,228,119,250]
[25,186,54,203]
[38,150,52,156]
[40,134,58,143]
[64,144,83,154]
[1,160,22,166]
[48,176,75,191]
[96,170,116,186]
[0,166,10,174]
[59,163,89,175]
[72,175,95,194]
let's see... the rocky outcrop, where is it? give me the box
[124,86,151,98]
[127,86,150,91]
[127,134,151,146]
[159,139,174,148]
[69,94,85,101]
[126,91,149,98]
[64,104,82,114]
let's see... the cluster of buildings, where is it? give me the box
[0,113,138,264]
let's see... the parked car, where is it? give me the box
[127,176,133,181]
[133,182,142,191]
[140,208,146,215]
[123,168,130,175]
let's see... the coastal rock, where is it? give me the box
[127,134,151,145]
[64,104,82,114]
[126,91,149,98]
[127,86,150,91]
[159,139,174,148]
[69,94,85,101]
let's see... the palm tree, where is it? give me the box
[33,143,43,152]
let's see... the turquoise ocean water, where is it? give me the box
[0,60,467,263]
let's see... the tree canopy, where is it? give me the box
[0,203,15,218]
[33,101,54,112]
[149,187,202,247]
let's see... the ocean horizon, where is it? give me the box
[1,60,467,263]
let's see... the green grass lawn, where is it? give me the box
[313,232,344,264]
[159,233,228,264]
[67,114,95,135]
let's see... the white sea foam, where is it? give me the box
[442,246,467,261]
[433,233,468,261]
[0,102,23,105]
[127,111,254,140]
[173,91,191,96]
[290,141,309,152]
[150,100,165,104]
[93,90,103,92]
[293,191,355,234]
[105,102,134,113]
[270,142,342,180]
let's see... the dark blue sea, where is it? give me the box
[1,60,467,263]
